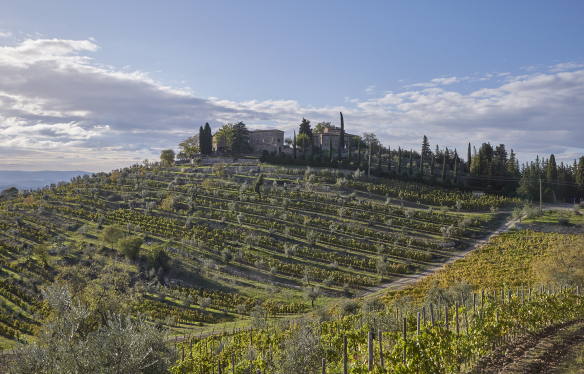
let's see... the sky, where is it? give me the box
[0,0,583,172]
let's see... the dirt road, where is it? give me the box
[361,216,521,297]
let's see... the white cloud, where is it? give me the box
[0,31,12,38]
[365,85,376,94]
[430,77,459,85]
[0,37,582,171]
[549,61,584,72]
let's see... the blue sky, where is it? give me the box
[0,1,583,171]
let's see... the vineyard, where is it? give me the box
[0,161,515,348]
[168,230,584,373]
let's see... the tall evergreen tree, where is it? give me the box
[348,139,352,164]
[430,154,434,176]
[467,142,472,171]
[442,147,448,181]
[338,133,342,161]
[311,137,316,162]
[199,126,205,154]
[576,156,584,188]
[546,154,558,182]
[508,149,517,177]
[420,152,424,177]
[203,122,212,154]
[339,112,345,150]
[377,143,382,170]
[409,149,413,175]
[329,140,333,163]
[230,122,251,155]
[358,141,361,165]
[293,131,297,160]
[299,118,313,140]
[453,149,458,183]
[398,147,402,174]
[387,145,391,171]
[421,136,431,158]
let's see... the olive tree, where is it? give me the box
[12,284,176,374]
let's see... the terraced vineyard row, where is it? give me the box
[0,162,507,342]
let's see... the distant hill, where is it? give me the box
[0,170,91,191]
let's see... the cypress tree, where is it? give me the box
[430,154,434,176]
[199,126,205,155]
[293,130,297,160]
[420,152,424,177]
[442,147,448,181]
[203,123,212,154]
[338,133,342,161]
[378,143,382,170]
[358,141,361,165]
[467,143,472,171]
[312,137,316,162]
[339,112,345,160]
[453,149,458,183]
[409,149,413,175]
[387,145,391,171]
[348,138,352,164]
[398,147,402,174]
[329,140,333,163]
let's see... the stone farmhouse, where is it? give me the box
[249,129,285,154]
[212,129,286,154]
[313,125,356,150]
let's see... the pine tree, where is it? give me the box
[453,149,458,183]
[203,122,212,154]
[467,142,472,171]
[576,156,584,188]
[420,152,424,177]
[293,131,297,160]
[409,149,413,175]
[508,149,517,177]
[299,118,313,140]
[546,154,558,181]
[398,147,402,174]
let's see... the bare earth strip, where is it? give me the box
[361,217,521,297]
[471,320,584,374]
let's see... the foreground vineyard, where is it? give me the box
[171,286,584,373]
[0,162,513,344]
[169,231,584,373]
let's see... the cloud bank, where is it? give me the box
[0,38,583,171]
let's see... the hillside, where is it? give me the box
[0,161,517,349]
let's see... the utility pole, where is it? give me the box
[539,179,542,213]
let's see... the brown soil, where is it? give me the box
[471,320,584,374]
